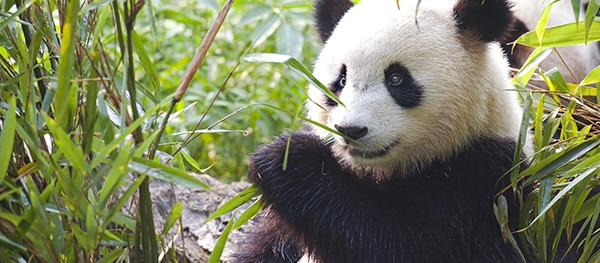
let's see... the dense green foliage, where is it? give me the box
[0,0,599,262]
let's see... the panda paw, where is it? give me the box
[247,130,335,188]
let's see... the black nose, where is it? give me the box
[334,124,368,140]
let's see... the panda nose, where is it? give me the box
[334,124,368,140]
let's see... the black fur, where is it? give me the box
[233,130,525,262]
[501,18,530,68]
[384,63,423,108]
[313,0,354,42]
[326,65,347,107]
[453,0,515,42]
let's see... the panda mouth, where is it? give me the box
[347,139,401,159]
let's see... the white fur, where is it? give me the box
[306,0,524,178]
[511,0,600,82]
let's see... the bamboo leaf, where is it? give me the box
[529,167,598,226]
[55,0,79,130]
[97,140,134,209]
[232,199,265,230]
[43,113,87,175]
[0,96,17,183]
[0,233,26,252]
[585,0,600,42]
[243,53,345,107]
[207,216,234,263]
[162,202,183,235]
[533,1,555,46]
[205,185,260,223]
[132,29,160,101]
[129,157,210,190]
[579,65,600,87]
[513,47,552,87]
[516,18,600,48]
[522,135,600,185]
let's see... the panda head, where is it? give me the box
[307,0,525,178]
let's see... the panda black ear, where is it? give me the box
[453,0,515,42]
[313,0,354,42]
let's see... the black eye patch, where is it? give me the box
[384,63,423,108]
[326,65,346,106]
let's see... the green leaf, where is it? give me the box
[55,0,79,130]
[276,22,304,58]
[513,47,552,87]
[97,248,126,263]
[239,4,272,25]
[542,68,568,93]
[522,135,600,185]
[585,0,600,42]
[0,233,26,252]
[251,13,281,47]
[97,140,134,209]
[516,18,600,48]
[0,96,17,183]
[207,216,234,263]
[129,157,210,190]
[162,202,183,235]
[510,92,531,188]
[528,167,598,226]
[533,1,555,46]
[132,29,160,101]
[205,185,260,223]
[43,113,87,175]
[232,199,265,230]
[244,53,345,107]
[579,65,600,87]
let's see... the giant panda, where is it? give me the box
[234,0,530,262]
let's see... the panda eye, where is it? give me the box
[338,75,346,88]
[387,73,404,87]
[331,65,347,93]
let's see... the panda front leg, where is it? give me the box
[232,212,303,263]
[244,130,394,263]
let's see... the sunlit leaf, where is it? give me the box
[516,18,600,48]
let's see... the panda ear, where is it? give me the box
[453,0,515,42]
[313,0,354,42]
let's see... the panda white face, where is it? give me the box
[307,0,524,176]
